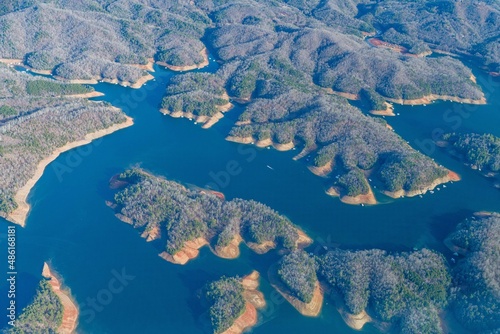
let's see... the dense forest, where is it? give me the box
[276,250,318,304]
[161,73,229,118]
[446,214,500,333]
[111,168,304,255]
[2,279,63,334]
[0,0,491,95]
[229,93,448,197]
[0,0,492,203]
[443,132,500,172]
[203,276,246,334]
[0,65,127,216]
[319,248,450,333]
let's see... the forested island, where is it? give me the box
[202,272,265,334]
[0,65,132,226]
[107,168,312,264]
[440,132,500,189]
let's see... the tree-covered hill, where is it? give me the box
[0,0,209,82]
[203,277,246,334]
[0,0,492,96]
[319,248,451,333]
[110,168,307,256]
[229,92,449,198]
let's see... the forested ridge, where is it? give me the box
[0,0,493,201]
[0,0,491,95]
[446,214,500,333]
[276,250,318,304]
[109,168,500,333]
[229,92,449,198]
[319,248,450,333]
[0,65,127,216]
[110,168,304,255]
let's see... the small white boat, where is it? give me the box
[267,165,274,170]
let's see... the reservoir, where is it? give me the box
[1,57,499,333]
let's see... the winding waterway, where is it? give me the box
[1,57,499,333]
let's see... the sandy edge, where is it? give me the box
[161,93,233,129]
[226,136,294,151]
[328,185,377,205]
[323,84,485,106]
[159,237,209,265]
[370,102,395,116]
[159,226,312,265]
[211,234,243,259]
[0,58,154,89]
[386,94,486,105]
[383,170,461,199]
[7,116,134,227]
[42,263,78,334]
[308,161,334,178]
[221,271,266,334]
[268,266,323,317]
[65,91,104,99]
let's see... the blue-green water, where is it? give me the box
[1,59,499,333]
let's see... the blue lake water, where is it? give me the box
[1,58,499,333]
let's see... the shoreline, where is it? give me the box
[226,136,295,151]
[161,93,233,129]
[65,91,104,98]
[370,102,395,116]
[0,58,154,89]
[159,237,209,265]
[268,265,323,317]
[212,234,243,259]
[326,185,377,205]
[157,48,209,72]
[329,288,373,330]
[7,116,134,227]
[323,86,486,106]
[42,263,78,334]
[386,93,486,105]
[308,161,334,178]
[384,170,461,199]
[222,271,266,334]
[159,227,312,265]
